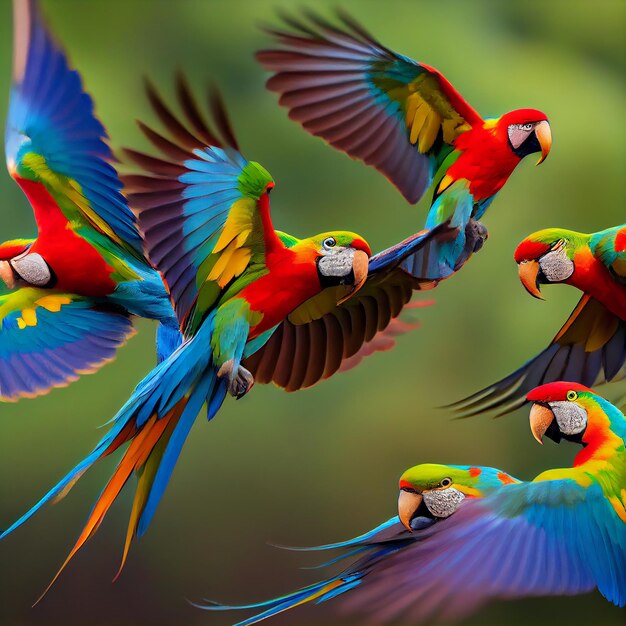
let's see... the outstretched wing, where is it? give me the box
[242,224,451,391]
[335,479,626,623]
[213,479,626,626]
[257,9,482,204]
[6,0,143,254]
[450,295,626,417]
[123,76,279,335]
[0,286,134,401]
[212,480,625,625]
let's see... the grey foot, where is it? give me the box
[465,219,489,253]
[217,360,255,399]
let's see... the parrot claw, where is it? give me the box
[465,219,488,253]
[217,360,255,399]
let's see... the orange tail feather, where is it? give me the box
[36,404,184,603]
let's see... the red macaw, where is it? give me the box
[0,0,179,401]
[0,77,451,596]
[257,9,552,280]
[452,224,626,416]
[205,383,625,624]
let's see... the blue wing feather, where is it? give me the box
[6,0,143,253]
[201,477,625,624]
[0,291,134,401]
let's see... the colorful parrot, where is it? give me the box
[206,382,625,625]
[0,0,180,401]
[256,9,552,280]
[0,77,451,596]
[198,464,519,625]
[451,224,626,417]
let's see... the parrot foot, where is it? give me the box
[217,360,255,399]
[465,219,488,253]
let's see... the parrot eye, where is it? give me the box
[440,478,452,488]
[521,122,533,131]
[323,237,337,250]
[567,390,578,401]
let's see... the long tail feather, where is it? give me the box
[1,320,223,598]
[195,578,356,626]
[198,517,411,624]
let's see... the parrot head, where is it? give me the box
[307,231,371,301]
[527,381,596,445]
[500,109,552,164]
[513,229,587,299]
[397,463,518,531]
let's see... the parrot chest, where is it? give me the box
[17,177,118,297]
[449,134,520,202]
[240,251,320,338]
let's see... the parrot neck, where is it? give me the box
[574,402,625,470]
[570,247,626,320]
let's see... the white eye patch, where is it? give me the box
[549,400,587,435]
[507,124,533,149]
[539,246,574,282]
[423,487,465,518]
[318,247,353,277]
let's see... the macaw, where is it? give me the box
[256,9,552,280]
[0,0,179,401]
[451,225,626,417]
[0,77,451,596]
[206,382,625,625]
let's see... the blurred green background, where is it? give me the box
[0,1,624,625]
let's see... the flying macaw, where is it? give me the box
[206,382,625,625]
[0,0,179,401]
[0,77,451,596]
[256,9,552,280]
[451,225,626,417]
[199,464,519,625]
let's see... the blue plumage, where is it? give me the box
[6,0,144,253]
[0,295,134,401]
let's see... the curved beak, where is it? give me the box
[398,489,423,531]
[337,249,369,305]
[529,402,555,444]
[518,260,544,300]
[534,120,552,165]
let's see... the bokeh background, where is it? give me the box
[0,1,624,625]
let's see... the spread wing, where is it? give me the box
[242,224,452,391]
[332,479,626,623]
[257,9,483,204]
[450,295,626,417]
[123,76,279,335]
[0,285,134,401]
[203,480,625,625]
[6,0,143,254]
